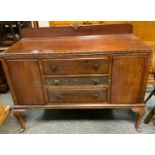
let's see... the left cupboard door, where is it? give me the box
[6,59,45,105]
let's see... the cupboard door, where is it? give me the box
[7,59,45,105]
[111,56,147,104]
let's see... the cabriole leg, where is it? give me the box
[131,107,145,132]
[13,110,25,133]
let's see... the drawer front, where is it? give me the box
[44,76,109,86]
[47,88,108,103]
[42,58,109,75]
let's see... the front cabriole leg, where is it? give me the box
[131,107,145,132]
[13,109,25,133]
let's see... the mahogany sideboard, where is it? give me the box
[0,24,152,132]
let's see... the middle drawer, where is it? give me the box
[44,76,109,86]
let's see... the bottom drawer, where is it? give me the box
[47,87,108,103]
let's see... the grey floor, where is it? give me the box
[0,86,155,134]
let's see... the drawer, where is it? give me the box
[44,76,109,86]
[47,87,108,103]
[42,58,109,75]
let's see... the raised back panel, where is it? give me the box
[7,60,45,105]
[20,24,133,38]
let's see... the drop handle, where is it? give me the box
[94,93,99,100]
[51,65,57,72]
[94,63,100,71]
[93,79,99,85]
[55,94,61,101]
[54,80,60,86]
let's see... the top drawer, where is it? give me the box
[42,57,110,75]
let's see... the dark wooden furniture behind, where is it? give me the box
[0,24,151,132]
[144,55,155,124]
[0,49,8,93]
[0,21,36,93]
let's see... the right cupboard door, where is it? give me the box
[111,55,148,104]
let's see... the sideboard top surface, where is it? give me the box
[4,34,151,56]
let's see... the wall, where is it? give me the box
[131,21,155,83]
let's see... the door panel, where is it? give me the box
[7,59,45,105]
[111,56,146,104]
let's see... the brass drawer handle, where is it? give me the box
[93,79,99,85]
[94,93,99,100]
[94,63,100,71]
[51,65,57,72]
[54,80,60,86]
[55,94,61,101]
